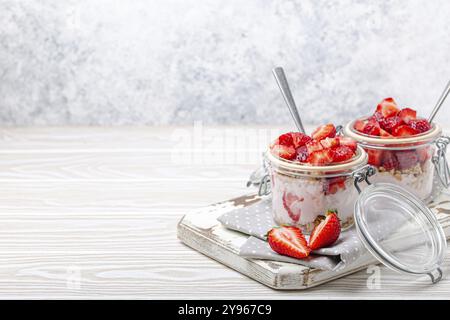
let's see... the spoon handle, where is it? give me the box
[272,67,306,134]
[429,80,450,123]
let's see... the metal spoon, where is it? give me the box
[429,79,450,123]
[272,67,306,134]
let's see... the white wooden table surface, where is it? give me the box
[0,125,449,299]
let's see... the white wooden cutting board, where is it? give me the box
[177,190,450,290]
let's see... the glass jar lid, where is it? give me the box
[354,182,446,283]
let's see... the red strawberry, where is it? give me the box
[367,149,383,166]
[306,140,324,154]
[398,108,417,124]
[295,145,309,162]
[311,124,336,141]
[408,119,431,133]
[362,119,381,136]
[307,149,334,165]
[320,137,340,149]
[267,226,311,259]
[282,191,303,222]
[337,136,357,151]
[392,125,419,137]
[376,97,400,118]
[271,144,296,160]
[380,128,394,138]
[354,119,366,133]
[372,111,384,122]
[277,133,294,146]
[395,150,419,170]
[323,177,347,195]
[381,151,399,170]
[291,132,312,148]
[379,116,403,134]
[331,145,354,163]
[309,210,341,250]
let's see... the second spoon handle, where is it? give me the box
[272,67,306,134]
[429,80,450,123]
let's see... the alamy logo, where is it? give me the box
[366,265,381,289]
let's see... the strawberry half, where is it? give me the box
[309,210,341,250]
[398,108,417,124]
[271,144,296,160]
[311,124,336,141]
[291,132,312,148]
[376,97,400,118]
[267,226,311,259]
[282,191,303,222]
[307,148,334,165]
[392,125,419,137]
[337,136,357,151]
[331,145,354,163]
[320,137,340,149]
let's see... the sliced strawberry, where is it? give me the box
[372,111,384,122]
[291,132,312,148]
[305,140,324,154]
[320,137,340,149]
[379,128,394,138]
[311,124,336,141]
[392,125,419,137]
[376,97,400,118]
[408,119,431,133]
[267,226,311,259]
[379,116,403,134]
[367,149,383,166]
[381,151,399,170]
[282,191,303,222]
[309,210,341,250]
[354,119,366,133]
[398,108,417,124]
[337,136,357,151]
[323,177,347,195]
[271,144,296,160]
[395,150,419,170]
[307,149,334,166]
[277,133,294,146]
[362,119,381,136]
[331,145,354,163]
[295,145,309,162]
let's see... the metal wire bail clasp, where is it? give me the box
[432,136,450,188]
[353,165,376,194]
[247,153,271,196]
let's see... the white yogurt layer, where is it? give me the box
[270,172,357,233]
[369,159,434,201]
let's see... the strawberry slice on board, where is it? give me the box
[392,125,419,137]
[282,191,303,222]
[267,226,311,259]
[408,118,432,133]
[309,210,341,250]
[291,132,312,148]
[376,97,400,118]
[307,148,334,166]
[337,136,357,151]
[311,124,336,141]
[271,144,296,160]
[398,108,417,124]
[320,137,340,149]
[331,145,354,163]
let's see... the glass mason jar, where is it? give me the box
[265,145,368,234]
[343,120,448,202]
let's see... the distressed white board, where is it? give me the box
[178,192,450,290]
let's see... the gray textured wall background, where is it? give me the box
[0,0,449,126]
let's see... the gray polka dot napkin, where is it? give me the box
[218,198,402,271]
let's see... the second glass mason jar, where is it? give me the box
[343,120,447,202]
[265,145,368,233]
